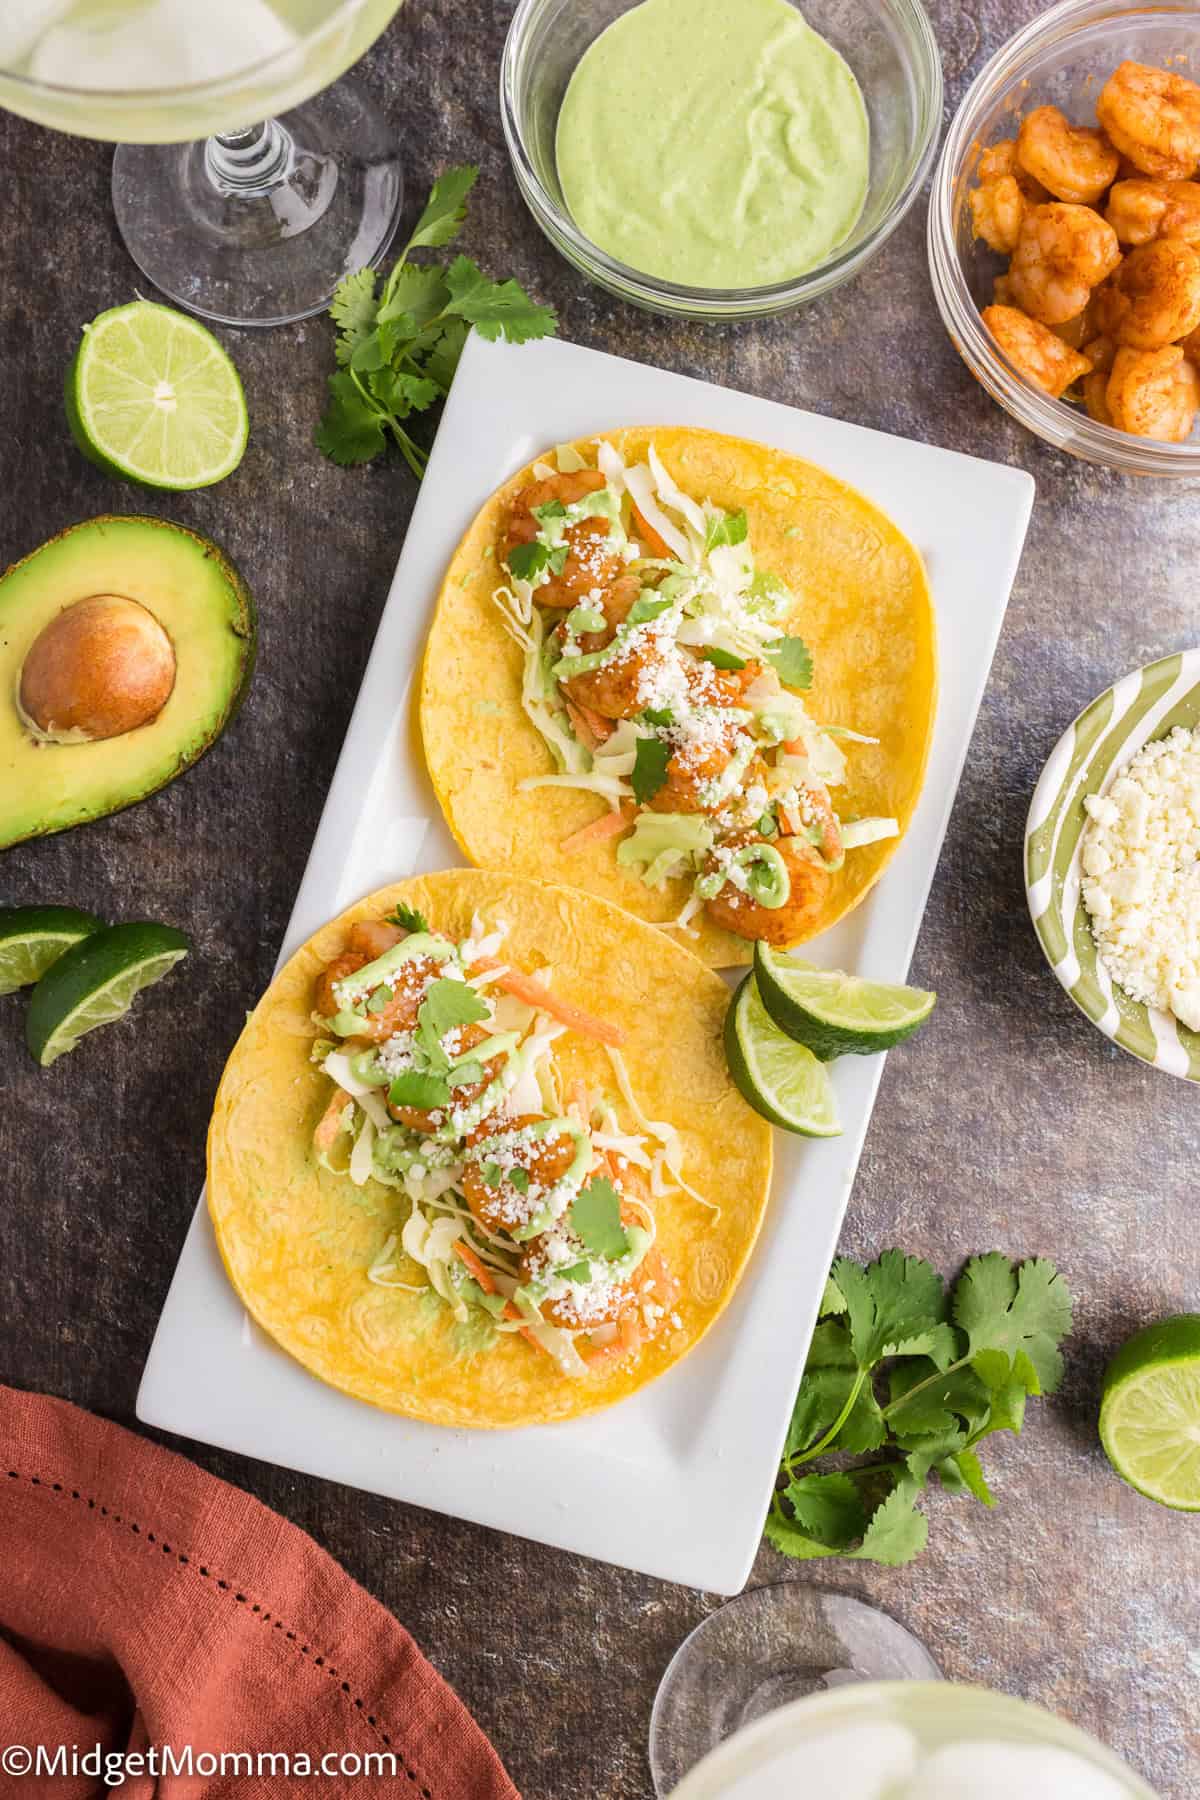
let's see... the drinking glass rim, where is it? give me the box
[0,0,388,103]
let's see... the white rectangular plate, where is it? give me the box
[139,335,1033,1593]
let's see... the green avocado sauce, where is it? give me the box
[555,0,870,290]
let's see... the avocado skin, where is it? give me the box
[0,515,257,849]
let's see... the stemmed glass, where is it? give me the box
[0,1,408,327]
[651,1585,1159,1796]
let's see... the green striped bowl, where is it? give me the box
[1024,650,1200,1082]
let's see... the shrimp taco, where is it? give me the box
[207,869,772,1428]
[421,427,937,968]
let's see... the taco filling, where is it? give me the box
[489,441,900,948]
[310,900,702,1379]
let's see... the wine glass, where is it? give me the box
[650,1586,1158,1796]
[0,0,408,327]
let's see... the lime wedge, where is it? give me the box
[26,921,190,1067]
[754,946,936,1060]
[0,905,103,997]
[1100,1315,1200,1510]
[724,975,841,1136]
[65,301,248,490]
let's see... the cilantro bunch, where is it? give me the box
[317,166,557,477]
[768,1251,1074,1567]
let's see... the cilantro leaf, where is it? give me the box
[763,1510,838,1561]
[330,268,380,359]
[386,903,429,935]
[423,318,471,395]
[833,1251,949,1368]
[368,367,442,418]
[954,1254,1073,1395]
[406,164,478,251]
[641,707,674,728]
[704,508,749,552]
[763,635,814,690]
[482,1161,502,1187]
[785,1323,887,1457]
[444,255,558,343]
[819,1273,847,1317]
[507,541,551,584]
[783,1472,869,1550]
[849,1478,928,1566]
[418,978,489,1043]
[570,1177,629,1260]
[699,646,747,671]
[886,1357,991,1446]
[632,736,671,806]
[387,1071,451,1110]
[377,262,450,333]
[559,1260,592,1284]
[315,372,387,467]
[945,1446,995,1506]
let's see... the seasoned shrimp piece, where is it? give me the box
[347,919,404,959]
[703,834,832,947]
[571,580,639,655]
[993,272,1016,306]
[504,469,634,611]
[1105,177,1200,246]
[1106,239,1200,347]
[1181,323,1200,357]
[1016,105,1120,204]
[1106,345,1200,440]
[776,779,844,866]
[1082,333,1117,375]
[562,634,661,721]
[522,1164,662,1332]
[461,1114,579,1236]
[1008,204,1122,325]
[978,138,1048,200]
[982,305,1093,398]
[649,719,752,816]
[389,1026,509,1132]
[1097,62,1200,181]
[969,175,1029,255]
[1083,372,1115,424]
[316,950,366,1019]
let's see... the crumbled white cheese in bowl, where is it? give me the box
[1080,726,1200,1033]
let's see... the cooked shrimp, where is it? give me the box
[1105,177,1200,246]
[981,305,1093,398]
[1082,333,1117,374]
[1007,203,1122,325]
[969,175,1029,255]
[347,919,405,959]
[1016,105,1120,205]
[649,720,753,816]
[389,1026,509,1132]
[978,138,1048,200]
[569,580,639,655]
[340,952,448,1046]
[776,779,844,866]
[461,1114,579,1236]
[1084,371,1115,425]
[316,950,366,1019]
[1106,238,1200,347]
[1106,345,1200,440]
[703,834,832,947]
[562,635,660,721]
[1097,62,1200,181]
[1181,323,1200,357]
[993,273,1016,306]
[522,1163,660,1332]
[504,469,636,611]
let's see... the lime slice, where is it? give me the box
[26,921,190,1067]
[0,905,103,997]
[1099,1314,1200,1510]
[754,946,936,1060]
[724,975,841,1136]
[65,301,248,490]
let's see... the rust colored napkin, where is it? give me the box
[0,1385,519,1799]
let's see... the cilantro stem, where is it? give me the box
[878,1354,975,1422]
[787,1367,869,1469]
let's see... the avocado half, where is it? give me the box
[0,515,256,849]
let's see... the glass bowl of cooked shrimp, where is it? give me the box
[929,0,1200,476]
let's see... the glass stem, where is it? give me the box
[205,121,294,197]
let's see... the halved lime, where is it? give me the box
[724,975,841,1136]
[26,921,190,1067]
[65,301,248,490]
[754,946,936,1061]
[0,906,103,997]
[1099,1315,1200,1510]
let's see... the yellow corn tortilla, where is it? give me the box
[208,869,773,1429]
[421,426,938,967]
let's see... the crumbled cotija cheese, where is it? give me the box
[1080,726,1200,1031]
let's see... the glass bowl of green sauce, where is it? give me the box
[502,0,943,320]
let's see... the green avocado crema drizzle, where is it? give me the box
[555,0,870,290]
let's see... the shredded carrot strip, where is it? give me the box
[580,1312,643,1368]
[564,700,598,752]
[472,958,625,1047]
[500,1298,551,1356]
[575,700,615,744]
[560,807,630,853]
[631,502,672,561]
[313,1088,351,1151]
[453,1240,496,1295]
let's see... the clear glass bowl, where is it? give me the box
[501,0,943,321]
[928,0,1200,477]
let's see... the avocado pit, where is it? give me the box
[18,594,176,743]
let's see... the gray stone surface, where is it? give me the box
[1,2,1197,1795]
